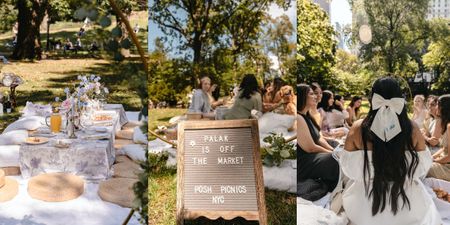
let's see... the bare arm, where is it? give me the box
[434,124,450,164]
[411,121,426,152]
[344,119,364,151]
[297,116,332,153]
[346,107,353,126]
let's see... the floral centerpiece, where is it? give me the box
[60,74,109,112]
[261,133,296,167]
[57,75,109,132]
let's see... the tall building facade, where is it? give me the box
[427,0,450,19]
[313,0,331,15]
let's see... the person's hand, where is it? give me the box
[420,128,427,136]
[428,137,440,146]
[434,156,449,164]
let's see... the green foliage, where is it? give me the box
[423,19,450,94]
[263,14,296,82]
[297,0,337,88]
[332,49,374,96]
[0,1,17,33]
[357,0,429,76]
[262,133,295,167]
[149,0,292,80]
[148,45,193,105]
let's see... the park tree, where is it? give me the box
[297,0,337,89]
[45,0,75,50]
[149,0,291,83]
[265,14,296,78]
[12,0,49,60]
[423,19,450,94]
[355,0,429,76]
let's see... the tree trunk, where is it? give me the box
[191,33,203,86]
[12,0,48,60]
[46,21,50,51]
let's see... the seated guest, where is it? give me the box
[318,90,346,141]
[63,38,74,53]
[317,90,335,131]
[262,77,284,112]
[428,94,450,181]
[329,94,349,128]
[224,74,262,120]
[422,95,442,148]
[346,96,362,127]
[310,82,323,126]
[297,84,338,194]
[341,77,441,225]
[188,76,213,113]
[207,84,224,109]
[412,94,427,128]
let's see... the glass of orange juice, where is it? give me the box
[46,113,62,133]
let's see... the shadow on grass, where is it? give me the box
[15,90,54,106]
[158,116,174,122]
[185,217,259,225]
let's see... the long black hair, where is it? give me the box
[297,84,320,130]
[318,90,333,112]
[349,96,362,116]
[239,74,259,99]
[361,77,418,216]
[438,94,450,135]
[333,94,344,111]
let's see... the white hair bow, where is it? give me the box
[370,93,405,142]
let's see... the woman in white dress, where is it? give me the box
[412,94,428,128]
[340,77,441,225]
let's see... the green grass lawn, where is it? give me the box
[0,12,147,132]
[149,108,296,225]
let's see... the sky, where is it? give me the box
[330,0,353,50]
[148,1,296,71]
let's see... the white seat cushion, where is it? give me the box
[121,144,146,162]
[3,116,44,133]
[133,127,148,144]
[0,130,28,145]
[0,145,20,167]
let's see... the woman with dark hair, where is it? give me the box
[317,90,336,133]
[224,74,262,120]
[427,94,450,181]
[341,77,440,225]
[346,96,362,126]
[327,94,350,136]
[297,84,339,195]
[310,82,323,126]
[262,77,285,112]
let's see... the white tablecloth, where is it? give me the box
[104,104,129,127]
[19,110,121,180]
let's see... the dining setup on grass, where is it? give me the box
[0,75,147,225]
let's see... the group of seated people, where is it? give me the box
[297,77,450,224]
[188,74,296,123]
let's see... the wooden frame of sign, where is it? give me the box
[176,119,267,225]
